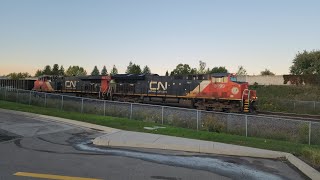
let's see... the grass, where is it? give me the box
[0,100,320,169]
[251,85,320,101]
[251,85,320,114]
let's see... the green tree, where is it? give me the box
[142,65,151,74]
[59,66,65,76]
[35,69,43,77]
[52,64,59,75]
[209,66,228,74]
[125,61,133,74]
[110,65,118,75]
[236,66,247,75]
[260,69,275,76]
[101,65,108,75]
[65,66,87,76]
[43,65,52,75]
[290,50,320,75]
[91,66,100,76]
[126,61,142,74]
[7,72,31,79]
[170,63,196,75]
[197,60,207,74]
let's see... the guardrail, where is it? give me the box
[0,87,319,145]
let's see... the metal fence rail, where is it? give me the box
[0,87,319,145]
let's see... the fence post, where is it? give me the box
[44,93,47,107]
[4,88,6,100]
[16,89,18,102]
[293,102,296,110]
[61,95,64,110]
[161,106,164,125]
[81,98,84,113]
[130,103,133,119]
[104,101,106,116]
[309,121,311,145]
[314,101,316,111]
[29,91,31,105]
[196,110,199,131]
[245,115,248,137]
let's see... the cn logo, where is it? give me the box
[149,81,167,91]
[65,81,78,88]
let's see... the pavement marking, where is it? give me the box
[14,172,103,180]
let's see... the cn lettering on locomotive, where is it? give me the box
[149,81,168,93]
[65,81,78,89]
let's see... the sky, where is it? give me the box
[1,0,320,76]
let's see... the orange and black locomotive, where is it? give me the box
[31,73,257,113]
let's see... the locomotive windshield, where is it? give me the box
[230,76,237,82]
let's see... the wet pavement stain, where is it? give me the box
[76,141,286,180]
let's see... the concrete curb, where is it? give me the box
[93,133,319,179]
[1,108,319,179]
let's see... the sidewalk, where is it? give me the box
[0,109,319,179]
[92,130,319,180]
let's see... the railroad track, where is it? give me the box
[256,111,320,122]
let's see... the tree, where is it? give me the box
[110,65,118,75]
[35,69,43,77]
[101,66,108,75]
[165,71,169,76]
[59,66,65,76]
[52,64,59,75]
[65,66,87,76]
[125,61,133,74]
[260,69,275,76]
[42,65,52,75]
[142,65,151,74]
[91,66,100,76]
[236,66,247,75]
[290,50,320,75]
[197,61,207,74]
[209,66,228,74]
[126,61,141,74]
[170,63,196,75]
[7,72,31,79]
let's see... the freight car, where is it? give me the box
[32,73,257,113]
[0,78,36,90]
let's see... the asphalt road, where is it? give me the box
[0,109,308,180]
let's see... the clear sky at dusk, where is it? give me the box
[1,0,320,76]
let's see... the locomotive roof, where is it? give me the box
[111,74,159,80]
[211,73,231,77]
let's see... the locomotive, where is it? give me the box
[31,73,257,113]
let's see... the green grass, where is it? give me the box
[251,85,320,114]
[0,100,320,168]
[251,85,320,101]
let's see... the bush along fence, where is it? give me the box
[0,87,319,145]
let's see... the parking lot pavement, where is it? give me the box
[0,109,309,180]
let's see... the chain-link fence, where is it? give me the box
[0,87,319,145]
[257,98,320,115]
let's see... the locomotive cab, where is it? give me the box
[227,73,257,112]
[190,73,257,112]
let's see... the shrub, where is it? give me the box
[202,115,225,133]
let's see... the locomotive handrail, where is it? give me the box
[241,89,249,110]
